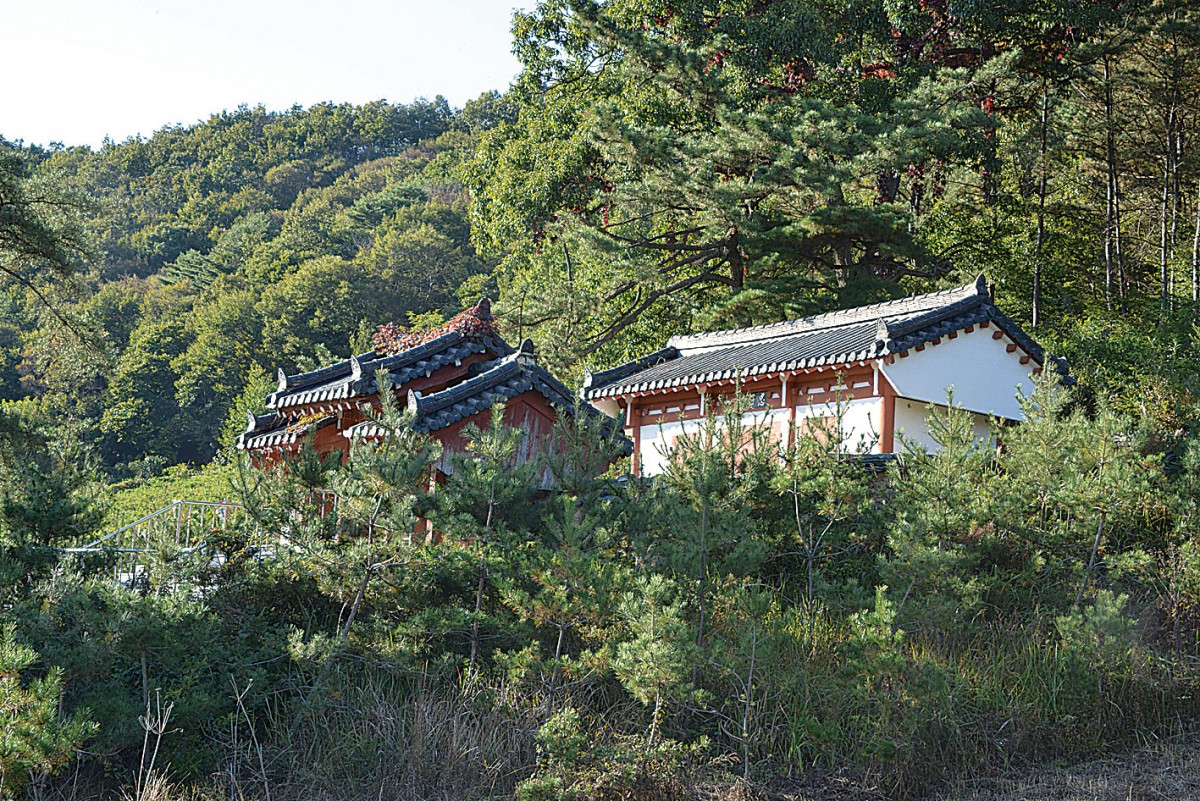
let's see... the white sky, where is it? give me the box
[1,0,534,149]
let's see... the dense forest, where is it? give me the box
[4,0,1200,799]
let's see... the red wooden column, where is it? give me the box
[628,398,642,475]
[878,371,897,454]
[783,374,796,449]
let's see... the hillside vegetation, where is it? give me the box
[3,1,1200,799]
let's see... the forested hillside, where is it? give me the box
[3,94,510,474]
[4,0,1199,477]
[3,1,1200,800]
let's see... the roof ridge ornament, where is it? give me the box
[515,338,537,366]
[350,354,363,382]
[407,389,423,414]
[975,273,990,298]
[373,298,501,355]
[277,368,289,393]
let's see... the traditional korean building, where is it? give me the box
[237,299,599,476]
[583,276,1062,475]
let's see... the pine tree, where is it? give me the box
[772,400,875,606]
[500,494,621,710]
[995,377,1161,612]
[0,624,96,799]
[431,402,539,673]
[316,371,439,665]
[612,574,696,745]
[880,393,995,632]
[659,394,773,660]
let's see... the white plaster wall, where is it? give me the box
[744,406,792,435]
[639,418,703,476]
[881,329,1035,420]
[638,399,882,475]
[795,397,882,454]
[640,407,796,475]
[892,398,993,453]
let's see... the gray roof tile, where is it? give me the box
[236,413,335,450]
[267,331,513,411]
[585,276,1058,398]
[344,342,601,440]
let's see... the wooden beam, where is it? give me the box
[1006,343,1017,353]
[992,330,1004,340]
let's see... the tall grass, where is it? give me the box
[722,606,1200,797]
[246,669,539,801]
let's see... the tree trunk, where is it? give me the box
[696,498,709,650]
[1161,14,1181,315]
[1192,178,1200,303]
[1103,56,1117,311]
[547,621,567,714]
[1161,123,1174,313]
[469,480,498,673]
[1115,169,1127,306]
[1033,86,1050,329]
[1075,511,1107,609]
[726,227,744,294]
[806,533,816,607]
[650,691,664,744]
[742,620,758,782]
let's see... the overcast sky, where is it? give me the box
[1,0,533,149]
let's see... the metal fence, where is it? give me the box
[58,490,397,592]
[62,500,254,590]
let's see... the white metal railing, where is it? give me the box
[71,500,246,550]
[63,500,255,590]
[63,491,343,590]
[62,489,360,587]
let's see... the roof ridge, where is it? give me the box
[525,362,582,409]
[368,330,465,375]
[668,276,987,352]
[583,346,681,391]
[409,358,524,417]
[879,292,988,344]
[275,349,378,395]
[270,331,518,410]
[577,276,1065,401]
[272,333,471,403]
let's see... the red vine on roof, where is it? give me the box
[371,298,500,356]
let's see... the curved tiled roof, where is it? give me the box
[583,346,680,395]
[584,276,1061,399]
[266,331,513,411]
[237,412,336,450]
[239,302,619,455]
[667,277,990,354]
[344,341,595,439]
